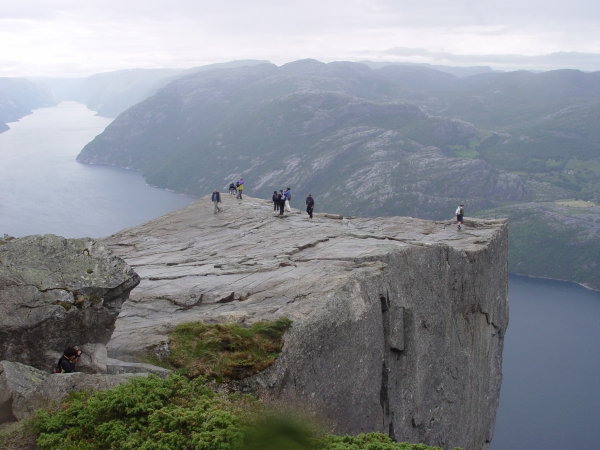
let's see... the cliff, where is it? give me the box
[103,194,509,450]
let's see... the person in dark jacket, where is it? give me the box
[272,191,279,214]
[278,190,285,215]
[306,194,314,218]
[211,189,221,214]
[229,182,236,195]
[56,347,81,373]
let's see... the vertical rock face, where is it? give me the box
[104,195,508,450]
[0,235,140,371]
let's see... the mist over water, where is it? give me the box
[0,102,598,449]
[0,102,194,238]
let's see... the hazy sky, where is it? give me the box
[1,0,599,77]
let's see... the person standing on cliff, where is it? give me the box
[229,182,236,195]
[306,194,314,219]
[273,191,279,214]
[278,190,285,215]
[284,187,292,212]
[456,203,464,230]
[236,179,244,199]
[212,189,222,214]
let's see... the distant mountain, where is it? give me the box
[360,60,496,78]
[0,78,57,133]
[78,60,524,217]
[35,60,270,118]
[76,59,600,289]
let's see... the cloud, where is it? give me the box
[0,0,599,76]
[382,48,600,71]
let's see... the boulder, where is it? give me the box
[74,343,108,374]
[0,235,140,371]
[106,358,171,378]
[0,360,144,422]
[104,195,509,450]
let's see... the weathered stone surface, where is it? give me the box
[106,358,171,378]
[0,235,140,371]
[104,195,509,450]
[75,343,108,374]
[0,361,143,422]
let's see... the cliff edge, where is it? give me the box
[103,195,508,450]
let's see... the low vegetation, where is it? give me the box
[0,420,36,450]
[147,317,293,381]
[30,374,458,450]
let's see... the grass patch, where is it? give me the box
[150,317,293,381]
[29,374,454,450]
[554,199,598,208]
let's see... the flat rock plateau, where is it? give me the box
[104,194,509,450]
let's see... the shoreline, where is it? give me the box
[509,272,600,293]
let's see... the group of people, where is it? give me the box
[212,181,315,219]
[271,188,315,218]
[228,178,244,199]
[272,188,292,215]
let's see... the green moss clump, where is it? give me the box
[30,375,457,450]
[154,317,293,381]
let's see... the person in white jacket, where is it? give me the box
[284,187,291,212]
[455,204,464,230]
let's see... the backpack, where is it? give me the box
[455,207,461,215]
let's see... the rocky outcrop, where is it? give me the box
[0,361,143,422]
[104,195,509,450]
[0,234,140,371]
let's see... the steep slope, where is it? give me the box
[103,194,509,450]
[0,78,57,133]
[78,62,524,218]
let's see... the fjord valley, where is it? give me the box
[71,60,600,289]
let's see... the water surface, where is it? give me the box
[0,102,194,238]
[492,275,600,450]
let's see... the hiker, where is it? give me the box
[272,191,279,214]
[306,194,314,219]
[284,187,292,212]
[456,204,465,230]
[236,179,244,199]
[278,190,285,215]
[211,189,221,214]
[55,347,81,373]
[229,182,236,195]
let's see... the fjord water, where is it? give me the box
[0,102,194,238]
[491,275,600,450]
[1,102,599,449]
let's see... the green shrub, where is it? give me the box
[32,375,253,450]
[31,375,459,450]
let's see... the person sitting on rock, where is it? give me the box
[55,347,81,373]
